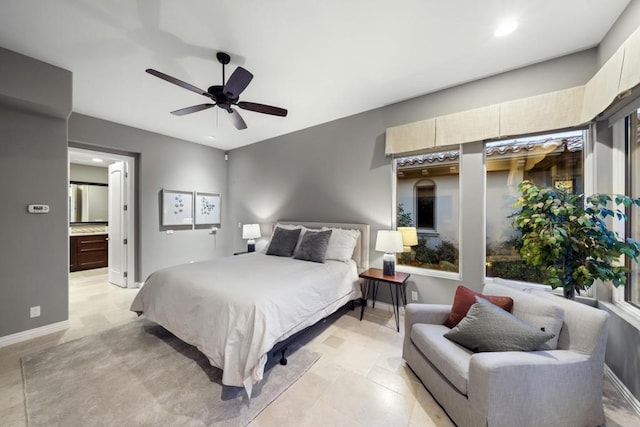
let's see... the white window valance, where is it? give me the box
[435,105,500,147]
[501,86,585,137]
[386,118,435,155]
[386,26,640,156]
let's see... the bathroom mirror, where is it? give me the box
[69,182,108,223]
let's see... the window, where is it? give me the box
[396,150,459,273]
[626,109,640,307]
[484,130,585,283]
[415,180,435,229]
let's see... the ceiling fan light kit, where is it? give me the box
[146,52,287,130]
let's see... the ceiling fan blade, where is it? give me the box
[146,69,211,98]
[170,103,216,116]
[227,108,247,130]
[223,67,253,99]
[237,101,288,117]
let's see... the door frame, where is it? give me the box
[68,145,138,288]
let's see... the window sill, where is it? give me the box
[600,300,640,330]
[396,264,461,281]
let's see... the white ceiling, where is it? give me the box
[0,1,631,150]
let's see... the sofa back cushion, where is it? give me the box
[483,282,564,350]
[530,289,609,359]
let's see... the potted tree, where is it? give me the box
[512,180,640,298]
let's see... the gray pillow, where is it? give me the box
[443,297,555,352]
[266,227,301,257]
[294,230,332,263]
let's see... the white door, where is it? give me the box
[108,161,128,287]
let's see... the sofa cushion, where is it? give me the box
[444,297,556,352]
[444,285,514,328]
[411,323,472,395]
[483,283,565,350]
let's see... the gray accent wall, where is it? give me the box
[68,114,228,280]
[228,49,598,305]
[0,48,71,337]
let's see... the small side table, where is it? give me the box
[358,268,410,332]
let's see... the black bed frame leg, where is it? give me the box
[279,347,288,365]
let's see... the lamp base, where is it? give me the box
[382,253,396,276]
[247,239,256,253]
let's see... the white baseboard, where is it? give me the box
[0,320,69,349]
[605,365,640,416]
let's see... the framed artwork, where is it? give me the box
[195,192,221,225]
[162,189,194,226]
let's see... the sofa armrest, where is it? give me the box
[469,350,605,426]
[404,303,451,328]
[403,303,451,358]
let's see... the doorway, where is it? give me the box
[68,147,137,288]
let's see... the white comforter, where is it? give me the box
[130,252,358,394]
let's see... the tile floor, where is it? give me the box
[0,268,639,426]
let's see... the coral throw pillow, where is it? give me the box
[444,285,514,328]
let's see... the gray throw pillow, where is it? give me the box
[266,227,301,257]
[443,297,555,352]
[294,230,333,263]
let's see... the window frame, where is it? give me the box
[392,149,462,279]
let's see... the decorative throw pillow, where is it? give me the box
[294,230,333,263]
[443,297,556,352]
[444,285,514,328]
[322,227,360,262]
[266,227,301,257]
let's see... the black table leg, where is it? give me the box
[372,282,379,308]
[360,279,370,321]
[389,283,400,332]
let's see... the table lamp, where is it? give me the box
[242,224,261,252]
[375,230,404,275]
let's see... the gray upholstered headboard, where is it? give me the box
[277,221,370,271]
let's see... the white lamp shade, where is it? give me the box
[242,223,261,240]
[398,227,418,246]
[375,230,404,253]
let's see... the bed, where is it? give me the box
[130,221,369,397]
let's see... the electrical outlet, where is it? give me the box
[30,306,41,318]
[411,291,418,302]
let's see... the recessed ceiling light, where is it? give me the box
[91,158,104,163]
[494,19,518,37]
[207,135,216,140]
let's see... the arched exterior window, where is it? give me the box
[415,179,435,230]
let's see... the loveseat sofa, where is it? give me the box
[403,282,609,427]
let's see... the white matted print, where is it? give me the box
[162,189,194,226]
[195,192,221,225]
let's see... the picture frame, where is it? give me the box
[162,189,194,226]
[195,192,221,225]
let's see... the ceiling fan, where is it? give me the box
[146,52,287,130]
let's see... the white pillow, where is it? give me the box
[322,227,360,262]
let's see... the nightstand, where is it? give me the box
[359,268,410,332]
